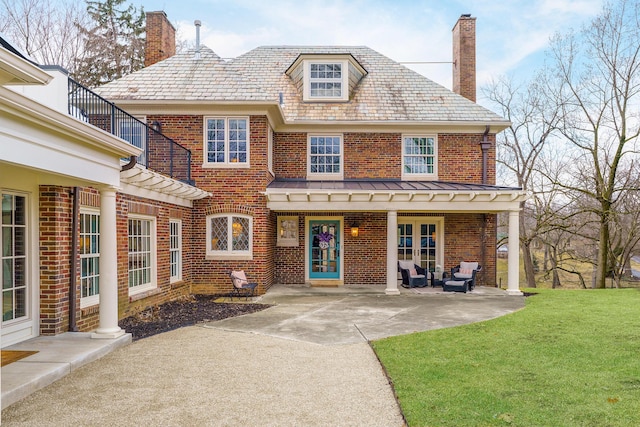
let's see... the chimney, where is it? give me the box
[144,11,176,67]
[452,14,476,102]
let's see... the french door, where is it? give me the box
[309,220,340,279]
[397,218,442,272]
[2,192,32,345]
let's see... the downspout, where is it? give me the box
[479,126,492,286]
[480,125,491,185]
[69,187,79,332]
[121,155,137,171]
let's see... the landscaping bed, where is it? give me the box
[118,294,268,341]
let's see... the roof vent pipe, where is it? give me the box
[195,20,202,60]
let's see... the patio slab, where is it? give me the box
[203,284,525,345]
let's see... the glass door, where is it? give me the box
[309,220,340,279]
[398,220,438,271]
[2,193,28,324]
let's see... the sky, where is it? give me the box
[129,0,605,97]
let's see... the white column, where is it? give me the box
[386,210,400,295]
[507,210,523,295]
[92,186,125,339]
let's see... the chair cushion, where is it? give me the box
[398,260,414,270]
[460,261,478,271]
[454,272,473,279]
[410,268,418,276]
[232,270,248,287]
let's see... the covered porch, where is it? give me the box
[266,179,526,295]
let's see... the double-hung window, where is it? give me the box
[402,135,437,180]
[80,210,100,308]
[169,219,182,283]
[206,214,252,260]
[304,61,349,101]
[308,134,343,180]
[310,63,342,98]
[128,215,156,295]
[204,117,249,167]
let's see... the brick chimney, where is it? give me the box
[144,11,176,67]
[452,14,476,102]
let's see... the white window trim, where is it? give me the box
[127,214,157,296]
[79,208,100,309]
[203,116,250,168]
[307,133,344,180]
[401,134,438,181]
[206,214,253,260]
[303,60,349,102]
[169,219,182,283]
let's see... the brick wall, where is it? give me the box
[439,133,495,183]
[154,114,275,295]
[444,213,497,286]
[274,131,493,183]
[39,186,73,335]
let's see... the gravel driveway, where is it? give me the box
[1,326,404,426]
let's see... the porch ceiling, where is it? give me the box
[264,180,527,212]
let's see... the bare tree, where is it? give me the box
[0,0,89,71]
[607,166,640,286]
[541,0,640,288]
[483,75,560,287]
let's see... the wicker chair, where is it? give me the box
[443,262,481,293]
[398,260,428,288]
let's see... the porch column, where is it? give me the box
[386,210,400,295]
[92,186,125,339]
[507,210,523,295]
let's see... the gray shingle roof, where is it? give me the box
[96,45,507,124]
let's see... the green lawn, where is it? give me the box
[372,289,640,426]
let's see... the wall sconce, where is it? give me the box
[150,120,162,133]
[350,222,360,238]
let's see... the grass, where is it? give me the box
[372,289,640,426]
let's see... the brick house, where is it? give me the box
[97,12,525,296]
[1,11,524,348]
[1,34,209,347]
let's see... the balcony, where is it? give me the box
[68,78,193,185]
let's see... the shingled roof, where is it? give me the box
[96,45,508,125]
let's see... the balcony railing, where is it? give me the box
[68,78,193,185]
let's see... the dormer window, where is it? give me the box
[309,62,343,99]
[286,53,367,103]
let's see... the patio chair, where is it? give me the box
[398,260,428,288]
[229,270,258,300]
[443,262,481,293]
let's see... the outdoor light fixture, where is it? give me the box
[150,120,162,133]
[350,222,360,237]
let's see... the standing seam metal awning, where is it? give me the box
[264,180,528,212]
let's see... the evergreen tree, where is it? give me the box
[73,0,145,88]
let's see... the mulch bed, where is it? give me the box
[118,294,269,341]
